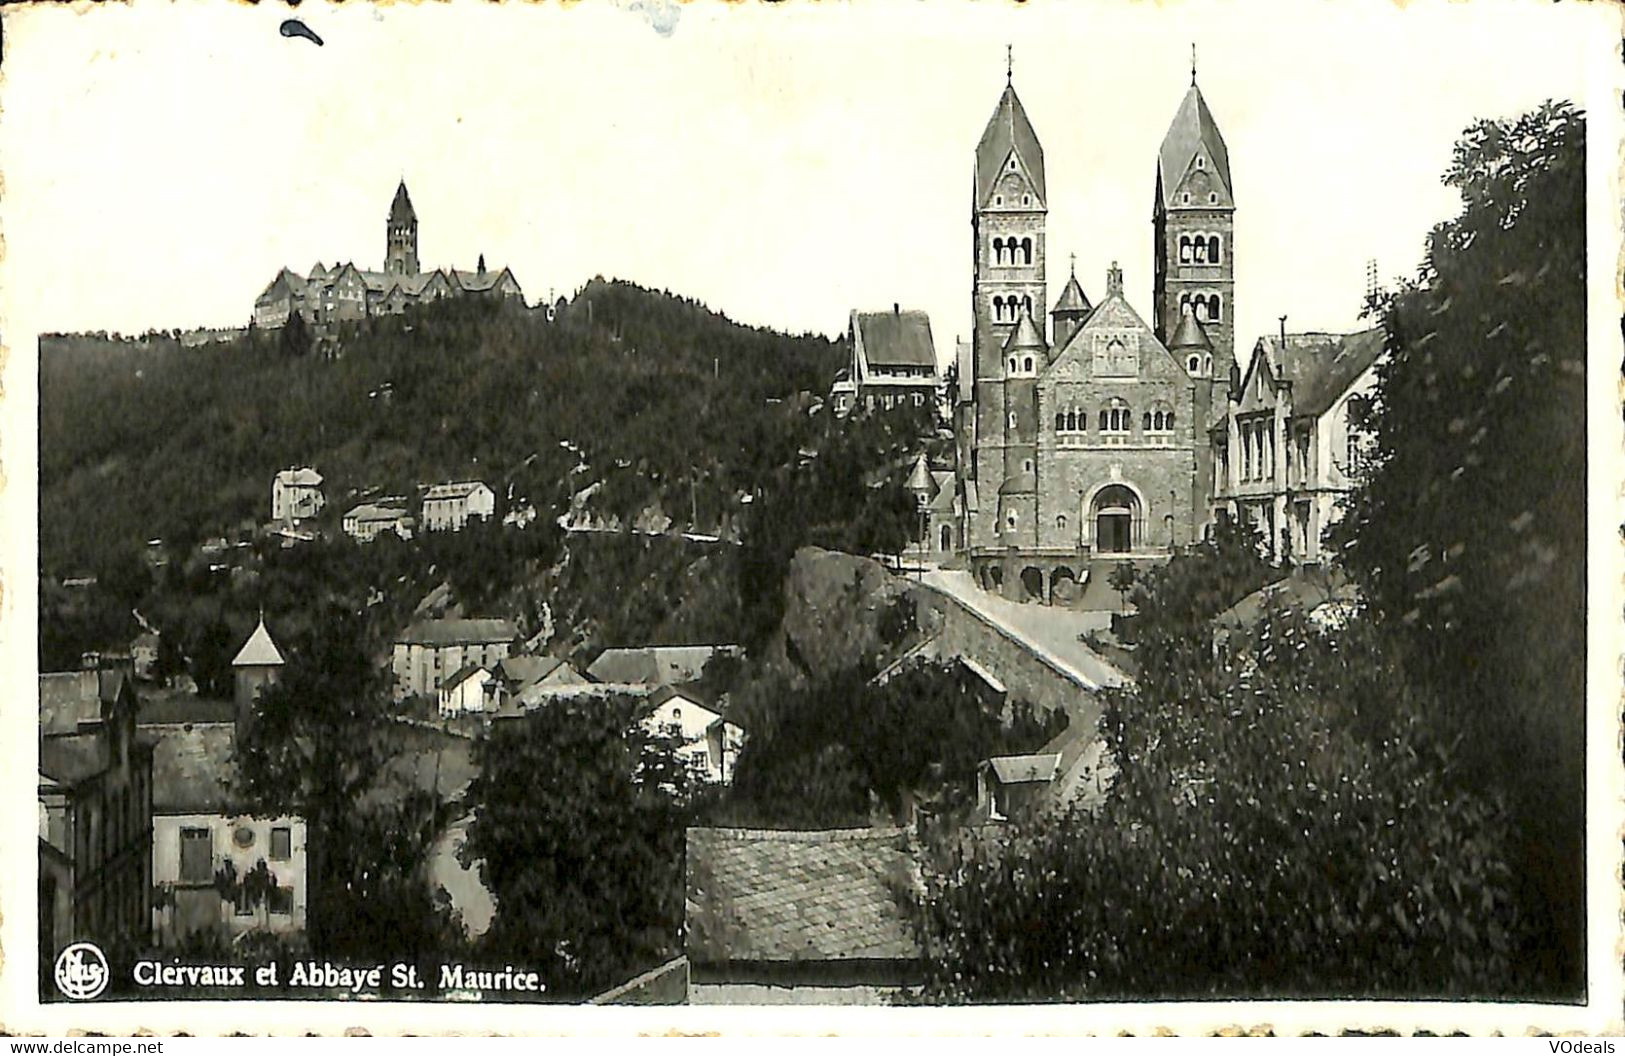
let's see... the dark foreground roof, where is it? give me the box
[685,827,921,965]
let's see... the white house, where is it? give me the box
[342,501,414,543]
[271,467,325,523]
[391,618,517,701]
[421,480,495,532]
[438,665,498,717]
[641,684,744,785]
[1209,327,1385,562]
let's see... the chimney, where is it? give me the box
[1106,262,1124,297]
[893,303,900,316]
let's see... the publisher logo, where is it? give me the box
[53,942,109,1001]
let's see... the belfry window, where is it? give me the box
[1178,236,1192,264]
[1208,235,1222,263]
[1188,354,1202,374]
[1022,356,1034,373]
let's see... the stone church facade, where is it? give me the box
[956,70,1235,604]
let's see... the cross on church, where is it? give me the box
[1006,44,1013,83]
[1191,43,1198,85]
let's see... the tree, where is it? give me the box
[460,696,694,997]
[232,604,458,958]
[917,586,1524,1001]
[1330,100,1585,994]
[279,310,312,358]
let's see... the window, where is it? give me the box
[1023,458,1034,474]
[995,195,1003,205]
[234,886,255,917]
[1142,412,1152,432]
[179,827,211,884]
[1008,411,1018,429]
[1005,509,1017,530]
[1009,357,1018,373]
[1196,156,1205,169]
[912,392,923,407]
[1020,238,1033,265]
[270,826,292,861]
[1178,235,1192,264]
[1182,192,1191,204]
[1022,356,1033,372]
[269,887,294,916]
[1209,192,1219,204]
[1101,400,1131,433]
[1055,412,1066,431]
[1056,515,1067,531]
[1208,235,1222,263]
[1022,194,1031,206]
[1188,354,1201,374]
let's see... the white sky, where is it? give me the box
[0,0,1608,358]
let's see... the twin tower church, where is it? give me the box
[949,67,1238,601]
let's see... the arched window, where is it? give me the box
[1005,509,1018,529]
[1055,412,1066,431]
[1196,156,1205,170]
[1022,194,1031,206]
[1142,412,1152,432]
[1022,356,1033,372]
[994,195,1003,206]
[1192,237,1208,264]
[1166,411,1175,429]
[1056,515,1067,531]
[1009,357,1018,373]
[1065,409,1077,431]
[1208,235,1222,263]
[1099,409,1108,431]
[1023,458,1034,473]
[1204,354,1214,375]
[1008,411,1017,429]
[1178,235,1192,264]
[1021,295,1033,317]
[1187,354,1201,374]
[1182,192,1191,205]
[1179,292,1192,314]
[1021,238,1033,265]
[1209,294,1223,322]
[1208,192,1219,204]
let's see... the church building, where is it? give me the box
[956,65,1235,604]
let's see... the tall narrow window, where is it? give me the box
[1208,235,1222,263]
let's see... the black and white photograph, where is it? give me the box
[2,0,1620,1035]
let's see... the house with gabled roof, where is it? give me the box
[684,827,924,1003]
[835,305,940,416]
[391,617,517,701]
[420,479,495,532]
[1210,326,1386,562]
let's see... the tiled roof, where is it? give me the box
[685,827,922,964]
[854,309,937,369]
[149,722,238,814]
[423,480,490,501]
[975,82,1045,208]
[1052,270,1092,316]
[1169,308,1213,351]
[453,268,508,293]
[1157,82,1232,208]
[396,618,517,647]
[586,645,737,686]
[232,618,285,667]
[1001,309,1046,352]
[986,753,1061,785]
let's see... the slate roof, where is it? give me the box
[453,267,513,293]
[975,82,1045,208]
[586,645,737,687]
[927,470,956,513]
[232,618,285,668]
[986,753,1061,785]
[39,735,108,786]
[685,827,922,964]
[423,480,491,501]
[1052,270,1092,316]
[1290,328,1386,417]
[494,654,568,687]
[854,309,937,370]
[1169,308,1214,350]
[389,180,416,224]
[397,618,517,647]
[441,664,490,694]
[1001,309,1046,352]
[346,502,412,524]
[1157,82,1232,208]
[149,721,238,814]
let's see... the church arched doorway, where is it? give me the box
[939,524,953,552]
[1091,484,1142,554]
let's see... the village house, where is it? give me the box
[684,827,924,1003]
[420,480,496,533]
[830,306,941,417]
[271,467,325,523]
[641,685,745,785]
[975,721,1111,824]
[141,619,308,945]
[38,666,155,973]
[438,665,499,718]
[341,500,415,543]
[392,618,518,701]
[493,655,587,701]
[1209,327,1386,562]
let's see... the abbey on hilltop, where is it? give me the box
[252,181,525,331]
[951,63,1236,604]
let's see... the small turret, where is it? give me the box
[1050,262,1093,352]
[231,614,285,742]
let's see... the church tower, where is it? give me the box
[386,180,420,277]
[1153,68,1234,385]
[970,64,1046,550]
[231,614,284,743]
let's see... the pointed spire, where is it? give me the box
[975,67,1046,209]
[232,615,285,668]
[1156,75,1233,209]
[1169,304,1213,350]
[1052,267,1092,316]
[1002,307,1046,352]
[389,179,416,224]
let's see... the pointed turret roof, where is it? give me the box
[1001,309,1046,352]
[1169,308,1213,350]
[232,617,284,668]
[906,453,934,494]
[1052,269,1092,317]
[1156,82,1232,209]
[389,180,416,224]
[975,82,1045,209]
